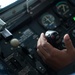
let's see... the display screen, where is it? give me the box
[0,0,18,9]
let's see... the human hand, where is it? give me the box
[37,33,75,70]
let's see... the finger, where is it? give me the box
[64,34,74,52]
[37,36,49,58]
[40,33,47,42]
[37,49,45,60]
[37,38,45,58]
[37,43,49,58]
[37,33,44,47]
[37,38,40,47]
[40,33,56,53]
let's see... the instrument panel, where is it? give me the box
[0,0,75,75]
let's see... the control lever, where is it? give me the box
[0,18,6,31]
[1,28,13,41]
[45,30,60,48]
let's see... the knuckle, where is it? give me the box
[37,49,40,54]
[37,49,39,52]
[37,44,41,49]
[41,42,47,47]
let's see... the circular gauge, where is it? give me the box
[41,14,57,29]
[56,1,70,17]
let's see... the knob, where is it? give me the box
[45,30,60,47]
[10,38,20,47]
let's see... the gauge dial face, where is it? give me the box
[56,1,70,16]
[41,14,57,29]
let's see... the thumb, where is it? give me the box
[64,34,74,52]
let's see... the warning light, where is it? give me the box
[73,17,75,21]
